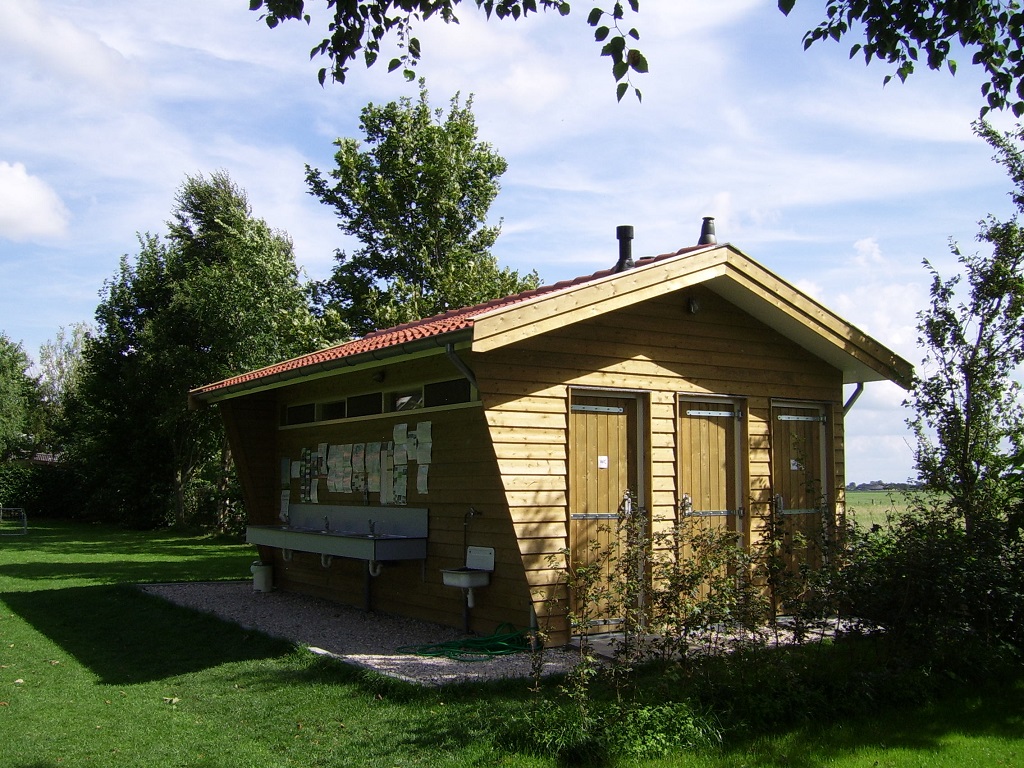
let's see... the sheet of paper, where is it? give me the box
[380,452,393,504]
[367,442,382,492]
[415,421,432,463]
[416,464,429,494]
[279,490,290,520]
[393,465,407,505]
[416,439,432,464]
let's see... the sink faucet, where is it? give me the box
[323,516,330,532]
[368,519,376,536]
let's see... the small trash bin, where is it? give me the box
[250,560,273,592]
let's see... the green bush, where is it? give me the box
[840,495,1024,656]
[504,698,721,764]
[0,462,32,506]
[0,461,86,519]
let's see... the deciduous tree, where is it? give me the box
[907,121,1024,533]
[0,334,36,460]
[308,80,540,337]
[67,172,334,528]
[251,0,1024,112]
[249,0,646,99]
[781,0,1024,116]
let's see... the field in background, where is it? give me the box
[845,489,916,528]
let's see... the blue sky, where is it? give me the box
[1,0,1017,482]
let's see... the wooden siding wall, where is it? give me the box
[259,352,534,634]
[471,286,845,642]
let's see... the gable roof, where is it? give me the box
[190,243,914,404]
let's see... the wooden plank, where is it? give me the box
[485,410,567,429]
[499,474,566,491]
[496,458,568,476]
[492,442,566,460]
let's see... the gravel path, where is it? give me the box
[140,581,577,686]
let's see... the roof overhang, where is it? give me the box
[189,330,473,406]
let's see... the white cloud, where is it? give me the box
[852,237,884,267]
[0,0,143,97]
[0,163,70,241]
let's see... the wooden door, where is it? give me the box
[569,393,640,628]
[770,402,827,568]
[678,398,743,541]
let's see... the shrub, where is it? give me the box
[0,461,84,519]
[840,493,1024,657]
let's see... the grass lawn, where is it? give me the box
[1,519,1021,766]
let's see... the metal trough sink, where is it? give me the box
[247,525,426,561]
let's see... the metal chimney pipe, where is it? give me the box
[698,216,717,245]
[615,225,634,272]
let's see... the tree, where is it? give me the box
[308,80,540,337]
[837,123,1024,653]
[36,323,90,452]
[67,172,334,528]
[250,0,646,99]
[907,121,1024,533]
[781,0,1024,117]
[0,334,36,459]
[251,0,1024,113]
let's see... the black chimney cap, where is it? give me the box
[698,216,717,245]
[615,225,634,272]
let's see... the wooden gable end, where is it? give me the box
[470,245,913,390]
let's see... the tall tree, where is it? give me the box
[37,323,90,452]
[67,172,334,528]
[0,334,36,460]
[251,0,1024,112]
[907,121,1024,533]
[308,80,540,337]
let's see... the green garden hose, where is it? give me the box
[396,623,532,661]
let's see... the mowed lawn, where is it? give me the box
[1,519,1021,767]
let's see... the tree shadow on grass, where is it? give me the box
[714,673,1024,768]
[2,584,294,685]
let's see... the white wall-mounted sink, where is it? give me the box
[441,567,491,588]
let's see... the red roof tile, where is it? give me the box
[191,245,707,398]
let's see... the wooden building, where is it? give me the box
[190,233,913,643]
